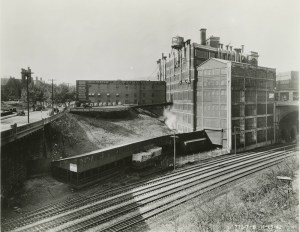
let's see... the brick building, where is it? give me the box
[76,80,166,106]
[157,29,276,152]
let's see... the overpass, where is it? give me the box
[1,111,66,146]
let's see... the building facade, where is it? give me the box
[157,29,260,132]
[275,71,299,102]
[76,80,166,106]
[197,59,276,152]
[157,29,276,152]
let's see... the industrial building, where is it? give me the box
[76,80,166,106]
[157,29,276,152]
[275,71,299,102]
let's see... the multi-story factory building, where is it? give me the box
[157,29,276,152]
[76,80,166,106]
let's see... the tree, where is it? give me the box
[54,84,76,106]
[1,77,22,101]
[21,81,51,106]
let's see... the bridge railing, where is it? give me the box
[1,110,66,145]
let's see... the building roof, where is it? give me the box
[197,58,276,71]
[196,58,231,69]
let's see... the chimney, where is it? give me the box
[219,43,223,49]
[229,46,233,51]
[36,77,38,81]
[200,28,207,45]
[241,45,244,53]
[226,45,229,50]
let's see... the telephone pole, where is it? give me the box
[21,67,33,123]
[48,79,56,113]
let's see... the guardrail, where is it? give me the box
[1,110,66,146]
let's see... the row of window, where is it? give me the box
[171,91,193,101]
[275,92,299,101]
[167,81,192,90]
[173,112,193,125]
[88,93,155,97]
[232,66,275,79]
[173,103,193,112]
[232,104,274,117]
[85,99,155,106]
[198,68,227,77]
[166,71,189,83]
[232,120,274,132]
[88,84,163,90]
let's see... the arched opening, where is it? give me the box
[279,111,299,142]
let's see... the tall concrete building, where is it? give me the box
[157,29,276,152]
[76,80,166,106]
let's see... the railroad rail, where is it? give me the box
[2,144,297,232]
[1,110,66,146]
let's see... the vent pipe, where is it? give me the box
[200,28,207,45]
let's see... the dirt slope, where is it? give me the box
[71,109,171,150]
[53,109,171,158]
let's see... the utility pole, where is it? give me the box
[234,126,241,154]
[49,79,56,113]
[21,67,33,123]
[234,126,237,155]
[170,130,179,171]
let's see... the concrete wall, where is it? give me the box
[1,128,52,198]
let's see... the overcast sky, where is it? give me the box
[1,0,299,84]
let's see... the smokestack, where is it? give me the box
[200,28,207,45]
[241,45,244,53]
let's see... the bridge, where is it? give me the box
[1,111,66,146]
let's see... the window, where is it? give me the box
[125,94,129,98]
[293,92,298,101]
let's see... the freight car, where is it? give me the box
[132,146,162,169]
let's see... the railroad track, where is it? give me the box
[1,145,289,228]
[2,144,297,232]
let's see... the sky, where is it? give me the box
[1,0,299,85]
